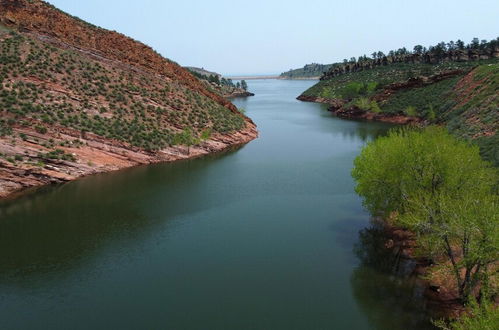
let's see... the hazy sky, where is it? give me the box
[47,0,498,75]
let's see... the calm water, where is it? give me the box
[0,80,432,329]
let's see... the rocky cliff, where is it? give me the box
[0,0,258,199]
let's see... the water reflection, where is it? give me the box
[0,149,243,282]
[0,79,420,329]
[350,220,435,329]
[334,121,394,142]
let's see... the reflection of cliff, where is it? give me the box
[0,149,241,283]
[350,221,434,330]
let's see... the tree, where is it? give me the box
[456,39,465,50]
[200,128,212,141]
[173,127,198,154]
[470,37,480,49]
[236,81,241,89]
[396,47,408,55]
[433,42,447,59]
[240,80,248,91]
[413,45,424,54]
[435,297,499,329]
[352,127,498,303]
[480,39,488,50]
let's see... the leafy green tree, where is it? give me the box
[200,128,212,141]
[352,127,498,302]
[435,297,498,330]
[173,127,198,154]
[404,105,417,116]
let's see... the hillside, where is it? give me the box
[0,0,257,198]
[186,67,254,98]
[298,39,498,165]
[280,63,332,79]
[185,66,221,79]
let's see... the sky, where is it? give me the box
[47,0,499,75]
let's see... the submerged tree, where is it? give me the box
[352,127,498,303]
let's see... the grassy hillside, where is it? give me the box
[301,61,482,100]
[0,0,257,198]
[299,60,499,165]
[0,29,245,150]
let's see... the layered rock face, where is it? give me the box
[0,0,258,199]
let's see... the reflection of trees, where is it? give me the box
[353,222,395,272]
[337,121,395,143]
[351,221,435,330]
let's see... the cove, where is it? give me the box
[0,79,433,329]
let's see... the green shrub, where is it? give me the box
[35,125,47,134]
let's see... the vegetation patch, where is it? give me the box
[352,127,498,327]
[0,30,245,152]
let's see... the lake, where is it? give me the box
[0,79,433,329]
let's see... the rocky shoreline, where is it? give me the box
[225,90,255,98]
[297,95,423,125]
[374,218,465,320]
[296,70,471,125]
[0,121,258,200]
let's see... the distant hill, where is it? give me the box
[280,63,333,79]
[185,67,254,98]
[0,0,257,199]
[298,37,499,165]
[185,66,221,79]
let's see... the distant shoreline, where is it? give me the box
[226,75,320,80]
[226,75,279,80]
[278,76,321,80]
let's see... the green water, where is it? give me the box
[0,80,433,329]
